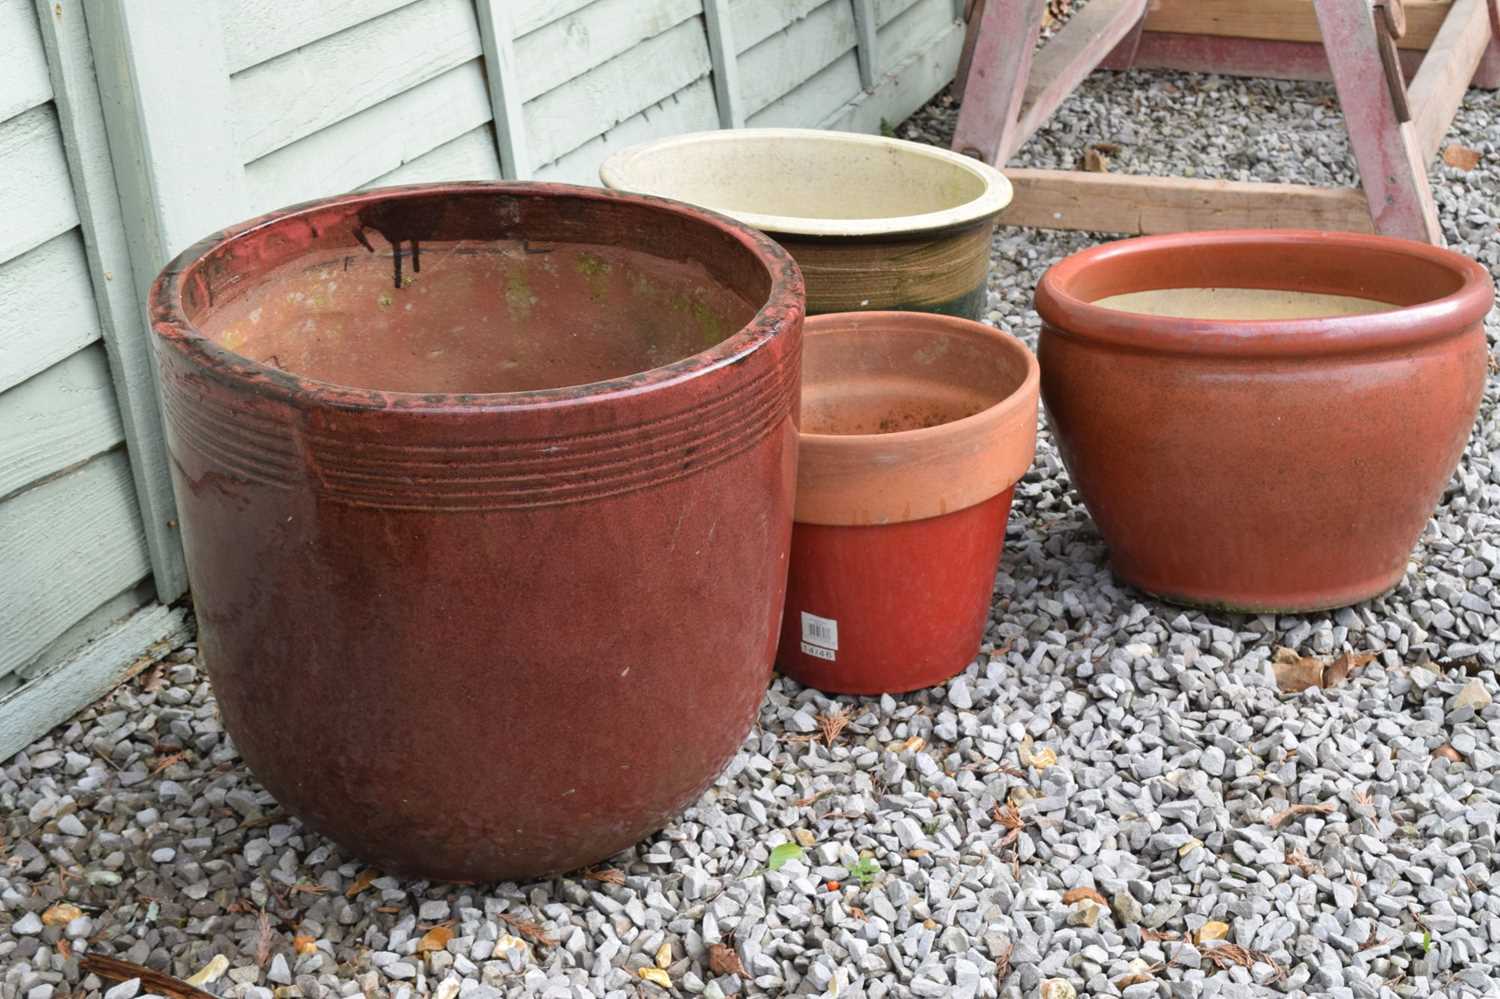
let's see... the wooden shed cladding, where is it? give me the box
[221,0,503,210]
[0,0,150,692]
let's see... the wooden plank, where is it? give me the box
[950,0,1045,165]
[1143,0,1452,51]
[515,0,595,36]
[1409,0,1492,161]
[216,0,423,72]
[853,0,880,88]
[826,16,965,131]
[0,450,151,679]
[37,0,190,600]
[232,0,482,163]
[364,122,502,187]
[0,0,52,123]
[0,231,101,393]
[0,345,124,499]
[877,0,964,82]
[876,0,926,25]
[738,0,858,116]
[524,17,711,169]
[514,0,703,101]
[732,0,826,52]
[0,103,79,266]
[534,76,721,185]
[475,0,530,179]
[749,50,865,126]
[1007,0,1148,160]
[88,0,251,303]
[0,602,189,764]
[1111,29,1426,82]
[997,168,1377,234]
[1314,0,1442,243]
[245,59,492,210]
[704,0,748,126]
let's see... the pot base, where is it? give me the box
[1115,564,1405,614]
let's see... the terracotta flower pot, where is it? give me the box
[599,129,1012,319]
[149,182,804,881]
[778,312,1039,694]
[1036,229,1493,612]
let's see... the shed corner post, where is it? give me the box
[476,0,532,179]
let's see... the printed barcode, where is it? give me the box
[800,611,838,651]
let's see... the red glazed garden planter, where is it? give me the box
[150,182,804,881]
[1036,229,1493,612]
[778,312,1039,694]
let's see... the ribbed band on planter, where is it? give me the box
[150,182,804,882]
[1036,228,1493,612]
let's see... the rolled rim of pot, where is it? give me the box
[149,181,805,414]
[598,128,1013,239]
[1035,229,1494,358]
[794,311,1039,526]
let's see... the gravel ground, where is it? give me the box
[5,69,1500,999]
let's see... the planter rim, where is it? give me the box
[149,181,805,415]
[796,311,1039,526]
[599,128,1013,239]
[1035,229,1494,358]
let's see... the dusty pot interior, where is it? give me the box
[181,186,768,395]
[1042,233,1481,344]
[795,311,1039,526]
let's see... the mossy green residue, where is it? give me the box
[575,252,612,302]
[505,268,534,322]
[668,293,726,347]
[377,292,394,309]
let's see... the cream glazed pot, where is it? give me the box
[600,128,1013,319]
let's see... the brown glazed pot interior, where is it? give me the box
[168,184,771,397]
[1037,229,1484,355]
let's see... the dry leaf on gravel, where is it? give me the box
[1272,648,1375,693]
[995,940,1014,985]
[501,913,557,947]
[1268,800,1336,828]
[41,901,83,926]
[708,943,747,977]
[993,802,1026,847]
[184,955,228,987]
[637,966,672,988]
[583,867,624,886]
[416,924,453,953]
[1081,146,1111,172]
[817,705,852,746]
[1062,887,1108,907]
[1197,920,1231,943]
[1116,957,1161,988]
[1432,744,1465,762]
[1442,144,1482,170]
[345,868,378,897]
[293,934,318,956]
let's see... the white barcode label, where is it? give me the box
[800,611,838,661]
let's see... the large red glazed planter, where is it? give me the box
[1036,229,1493,612]
[149,183,804,881]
